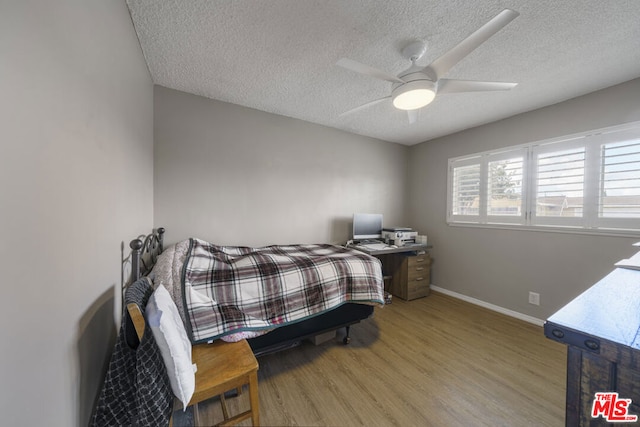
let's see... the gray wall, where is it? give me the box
[0,1,153,426]
[407,79,640,320]
[154,86,409,247]
[2,2,639,423]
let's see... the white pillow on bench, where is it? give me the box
[146,283,196,409]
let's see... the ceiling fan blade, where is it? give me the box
[337,58,405,84]
[426,9,519,78]
[437,79,517,94]
[407,109,419,124]
[339,96,391,117]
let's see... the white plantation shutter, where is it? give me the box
[448,149,525,224]
[447,121,640,235]
[487,154,524,221]
[599,139,640,218]
[532,143,586,227]
[450,161,481,219]
[592,128,640,231]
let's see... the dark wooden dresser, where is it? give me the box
[544,262,640,426]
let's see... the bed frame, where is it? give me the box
[127,228,375,357]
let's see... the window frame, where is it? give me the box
[448,155,482,223]
[530,136,588,229]
[593,127,640,231]
[485,147,527,225]
[446,121,640,237]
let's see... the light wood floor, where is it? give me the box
[193,292,567,426]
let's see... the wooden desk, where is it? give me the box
[351,243,430,256]
[544,266,640,425]
[352,244,432,300]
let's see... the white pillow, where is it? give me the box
[146,284,197,409]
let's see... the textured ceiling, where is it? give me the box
[126,0,640,145]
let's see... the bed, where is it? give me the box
[126,228,384,356]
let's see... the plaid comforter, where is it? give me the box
[181,238,384,343]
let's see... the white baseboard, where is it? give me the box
[430,285,545,327]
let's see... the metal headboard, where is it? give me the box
[122,227,165,304]
[129,227,165,283]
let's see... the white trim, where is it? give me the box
[430,285,545,327]
[446,220,640,238]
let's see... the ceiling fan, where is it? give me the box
[336,9,520,123]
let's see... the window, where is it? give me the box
[595,128,640,231]
[447,122,640,235]
[487,154,523,220]
[451,161,480,217]
[600,140,640,218]
[531,139,586,228]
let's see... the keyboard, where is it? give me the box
[359,243,391,251]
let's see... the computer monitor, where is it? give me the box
[352,213,383,241]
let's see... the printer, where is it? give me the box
[382,227,418,244]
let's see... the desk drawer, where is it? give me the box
[407,254,430,280]
[408,264,429,280]
[402,254,431,300]
[407,277,430,299]
[388,252,432,300]
[407,255,429,267]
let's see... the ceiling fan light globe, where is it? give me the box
[392,80,436,110]
[393,89,435,110]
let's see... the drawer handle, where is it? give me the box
[584,339,600,351]
[415,258,425,262]
[551,329,564,339]
[415,277,424,281]
[415,267,424,271]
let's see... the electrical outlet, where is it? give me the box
[528,292,540,306]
